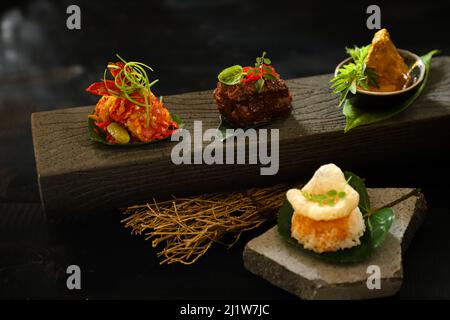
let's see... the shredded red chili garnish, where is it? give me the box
[242,64,279,84]
[86,61,179,144]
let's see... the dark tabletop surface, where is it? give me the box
[0,0,449,299]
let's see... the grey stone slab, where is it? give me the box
[243,188,427,300]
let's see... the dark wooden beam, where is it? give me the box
[31,57,450,218]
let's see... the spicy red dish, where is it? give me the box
[86,56,180,145]
[213,52,292,128]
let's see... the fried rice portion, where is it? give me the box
[291,207,365,253]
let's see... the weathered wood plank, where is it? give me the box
[0,203,46,240]
[32,57,450,218]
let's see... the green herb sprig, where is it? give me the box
[253,51,273,92]
[255,51,271,67]
[301,175,352,207]
[217,65,244,86]
[217,51,278,92]
[330,45,378,107]
[302,189,346,207]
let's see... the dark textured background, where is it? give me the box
[0,0,449,299]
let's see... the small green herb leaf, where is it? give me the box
[327,190,337,197]
[349,82,357,94]
[218,65,244,85]
[255,78,265,93]
[255,51,267,68]
[263,73,278,81]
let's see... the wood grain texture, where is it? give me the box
[32,57,450,218]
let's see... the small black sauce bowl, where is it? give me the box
[334,49,425,109]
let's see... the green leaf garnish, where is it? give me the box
[262,72,277,81]
[255,51,270,68]
[217,65,244,85]
[302,188,346,207]
[255,78,265,93]
[216,115,236,141]
[330,45,377,107]
[217,52,278,92]
[277,171,395,263]
[342,50,440,132]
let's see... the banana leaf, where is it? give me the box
[343,50,440,132]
